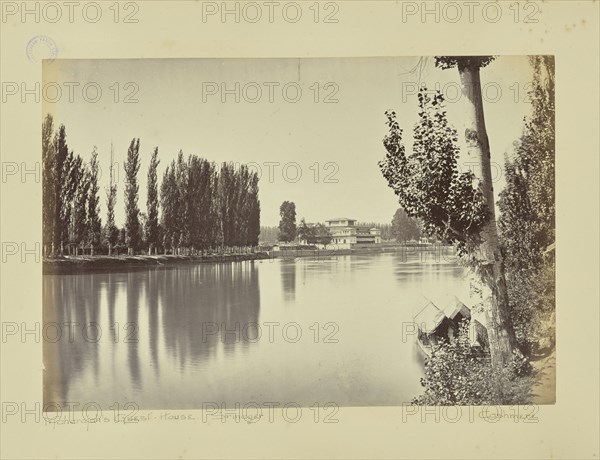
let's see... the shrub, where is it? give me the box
[505,257,556,355]
[413,321,536,405]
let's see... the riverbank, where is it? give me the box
[42,253,272,274]
[42,249,344,274]
[530,349,556,404]
[43,244,456,274]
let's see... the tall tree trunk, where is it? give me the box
[458,64,517,367]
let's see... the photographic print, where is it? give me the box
[41,55,555,411]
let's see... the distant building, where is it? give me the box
[325,218,381,248]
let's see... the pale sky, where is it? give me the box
[43,56,533,227]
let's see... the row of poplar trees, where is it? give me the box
[42,114,261,256]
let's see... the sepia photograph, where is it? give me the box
[41,55,555,410]
[2,1,599,458]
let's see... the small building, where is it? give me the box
[325,218,382,248]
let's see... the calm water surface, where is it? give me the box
[43,251,467,409]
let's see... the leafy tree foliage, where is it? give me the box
[56,126,78,251]
[391,207,420,242]
[43,119,261,256]
[217,162,236,247]
[175,151,190,248]
[42,119,108,255]
[498,56,555,353]
[432,55,518,369]
[104,143,119,252]
[298,220,332,246]
[42,119,104,255]
[434,56,495,71]
[380,55,521,380]
[379,91,489,255]
[146,147,160,252]
[87,147,102,247]
[381,224,392,241]
[160,155,259,253]
[124,138,142,253]
[499,56,555,268]
[246,174,261,247]
[186,155,215,249]
[61,152,83,251]
[297,218,313,242]
[217,162,260,248]
[311,223,332,246]
[259,226,279,244]
[413,321,534,405]
[118,227,126,246]
[278,201,297,242]
[42,115,56,250]
[139,212,148,244]
[160,161,178,251]
[69,155,89,252]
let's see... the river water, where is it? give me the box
[43,250,467,409]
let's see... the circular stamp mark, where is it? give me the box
[26,36,58,63]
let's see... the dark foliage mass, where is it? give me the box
[391,208,421,242]
[42,117,261,256]
[498,56,556,353]
[413,322,534,405]
[160,153,260,252]
[384,56,555,404]
[278,201,297,243]
[434,56,495,70]
[297,219,332,246]
[379,91,489,255]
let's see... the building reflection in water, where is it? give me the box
[280,260,296,302]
